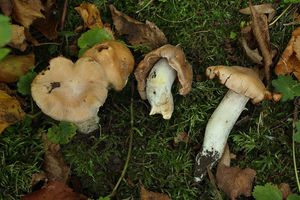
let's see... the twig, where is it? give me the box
[60,0,68,31]
[292,98,300,192]
[109,81,135,197]
[269,4,292,27]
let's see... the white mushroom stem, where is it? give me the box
[146,58,176,119]
[194,89,249,182]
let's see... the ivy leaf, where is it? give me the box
[287,194,300,200]
[294,121,300,143]
[253,183,282,200]
[77,28,113,56]
[272,76,300,102]
[47,121,77,144]
[0,48,10,60]
[17,70,37,95]
[0,15,12,47]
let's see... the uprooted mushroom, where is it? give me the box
[134,44,193,119]
[31,40,134,133]
[194,65,273,182]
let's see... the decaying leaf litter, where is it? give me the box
[2,1,297,199]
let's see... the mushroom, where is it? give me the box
[134,44,193,119]
[32,41,135,133]
[194,65,272,182]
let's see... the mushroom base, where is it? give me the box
[75,115,100,134]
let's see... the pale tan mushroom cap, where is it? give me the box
[31,56,108,123]
[134,44,193,99]
[82,40,134,91]
[206,65,270,104]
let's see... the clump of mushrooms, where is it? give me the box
[194,65,273,182]
[134,44,193,119]
[31,40,134,133]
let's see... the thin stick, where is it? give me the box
[109,81,135,197]
[269,4,292,27]
[60,0,68,31]
[293,98,300,192]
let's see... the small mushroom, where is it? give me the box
[82,40,135,91]
[194,65,272,182]
[134,44,192,119]
[31,57,108,133]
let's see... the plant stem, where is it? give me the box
[293,98,300,192]
[269,4,292,27]
[109,81,135,198]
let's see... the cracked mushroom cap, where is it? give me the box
[206,65,272,104]
[31,56,108,129]
[82,40,134,91]
[134,44,193,99]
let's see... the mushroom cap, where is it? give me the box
[82,40,134,91]
[31,56,108,123]
[134,44,193,99]
[206,65,270,104]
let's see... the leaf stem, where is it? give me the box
[293,98,300,192]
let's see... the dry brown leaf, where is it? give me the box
[33,0,58,40]
[11,0,45,28]
[0,0,12,16]
[31,172,47,188]
[109,4,167,50]
[75,2,103,29]
[0,54,35,83]
[239,3,275,21]
[279,183,292,199]
[42,134,70,183]
[275,27,300,80]
[9,24,27,51]
[216,145,256,200]
[21,181,87,200]
[0,89,25,134]
[173,132,189,145]
[140,185,171,200]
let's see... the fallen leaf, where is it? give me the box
[140,185,171,200]
[0,0,12,16]
[11,0,45,28]
[33,0,58,40]
[275,27,300,80]
[0,54,35,83]
[21,181,87,200]
[9,24,27,51]
[0,89,25,134]
[173,132,189,145]
[109,4,167,50]
[239,4,275,21]
[279,183,292,199]
[42,134,70,183]
[216,145,256,200]
[31,172,47,188]
[75,2,103,29]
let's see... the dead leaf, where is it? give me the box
[109,4,167,50]
[9,24,27,51]
[140,185,171,200]
[0,54,35,83]
[279,183,292,199]
[275,27,300,80]
[31,172,47,188]
[21,181,87,200]
[42,134,70,183]
[216,145,256,200]
[0,0,12,16]
[11,0,45,28]
[0,89,25,134]
[173,132,189,145]
[75,2,103,29]
[33,0,58,40]
[239,3,275,22]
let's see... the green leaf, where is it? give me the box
[98,196,110,200]
[0,48,10,60]
[229,31,237,40]
[294,121,300,143]
[287,194,300,200]
[272,75,300,102]
[17,71,37,95]
[283,0,300,3]
[253,183,282,200]
[77,28,113,56]
[47,121,77,144]
[0,15,12,47]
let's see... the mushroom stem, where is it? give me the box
[146,58,176,119]
[75,115,100,134]
[194,89,249,182]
